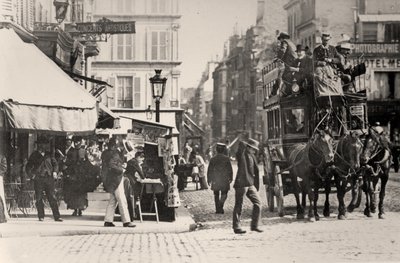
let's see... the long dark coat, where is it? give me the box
[101,149,124,193]
[125,158,145,197]
[207,153,233,191]
[233,150,260,190]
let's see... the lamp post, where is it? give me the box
[352,6,358,42]
[149,69,167,123]
[53,0,69,24]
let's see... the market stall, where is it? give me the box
[124,118,180,222]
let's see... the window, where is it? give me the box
[362,23,378,42]
[283,108,305,134]
[384,23,400,42]
[116,34,135,60]
[151,0,166,14]
[151,31,167,60]
[117,77,133,108]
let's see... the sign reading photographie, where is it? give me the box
[351,43,400,56]
[74,21,136,34]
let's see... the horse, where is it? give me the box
[322,132,363,220]
[358,128,391,219]
[287,129,335,221]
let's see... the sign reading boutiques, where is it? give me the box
[70,17,135,34]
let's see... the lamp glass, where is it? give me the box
[149,69,167,99]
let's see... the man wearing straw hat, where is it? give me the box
[232,138,263,234]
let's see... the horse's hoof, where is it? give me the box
[323,210,330,217]
[309,217,316,222]
[379,213,386,219]
[338,214,346,220]
[315,214,320,221]
[297,214,305,220]
[364,210,372,218]
[347,205,354,213]
[278,211,285,217]
[371,208,376,214]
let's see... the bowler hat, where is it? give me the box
[296,44,305,52]
[244,138,260,151]
[36,135,49,144]
[321,33,331,40]
[277,31,290,40]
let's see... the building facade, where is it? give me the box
[211,0,287,144]
[90,0,182,132]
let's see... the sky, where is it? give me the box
[179,0,258,89]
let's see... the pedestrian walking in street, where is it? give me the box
[63,136,87,217]
[207,143,233,214]
[26,135,63,222]
[190,150,208,190]
[232,139,262,234]
[102,138,135,227]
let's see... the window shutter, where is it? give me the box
[107,77,116,107]
[134,77,141,108]
[0,0,14,18]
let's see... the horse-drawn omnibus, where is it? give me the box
[261,56,369,219]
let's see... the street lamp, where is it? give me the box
[149,69,167,123]
[145,105,153,120]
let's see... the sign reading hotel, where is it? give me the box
[74,21,135,34]
[351,43,400,56]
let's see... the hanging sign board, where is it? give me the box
[73,21,136,34]
[131,119,171,143]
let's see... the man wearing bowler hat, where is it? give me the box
[26,135,63,222]
[207,143,233,214]
[232,138,263,234]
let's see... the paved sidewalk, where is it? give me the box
[0,205,196,238]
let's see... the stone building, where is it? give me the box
[90,0,183,133]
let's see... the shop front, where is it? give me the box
[350,42,400,136]
[0,26,100,218]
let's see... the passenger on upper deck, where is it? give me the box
[312,33,344,97]
[287,44,314,93]
[276,32,298,96]
[336,42,366,93]
[313,33,341,68]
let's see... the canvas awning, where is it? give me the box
[0,27,98,135]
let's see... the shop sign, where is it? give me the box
[351,43,400,56]
[357,58,400,69]
[75,21,135,34]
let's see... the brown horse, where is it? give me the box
[323,132,363,220]
[288,129,334,221]
[359,128,391,219]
